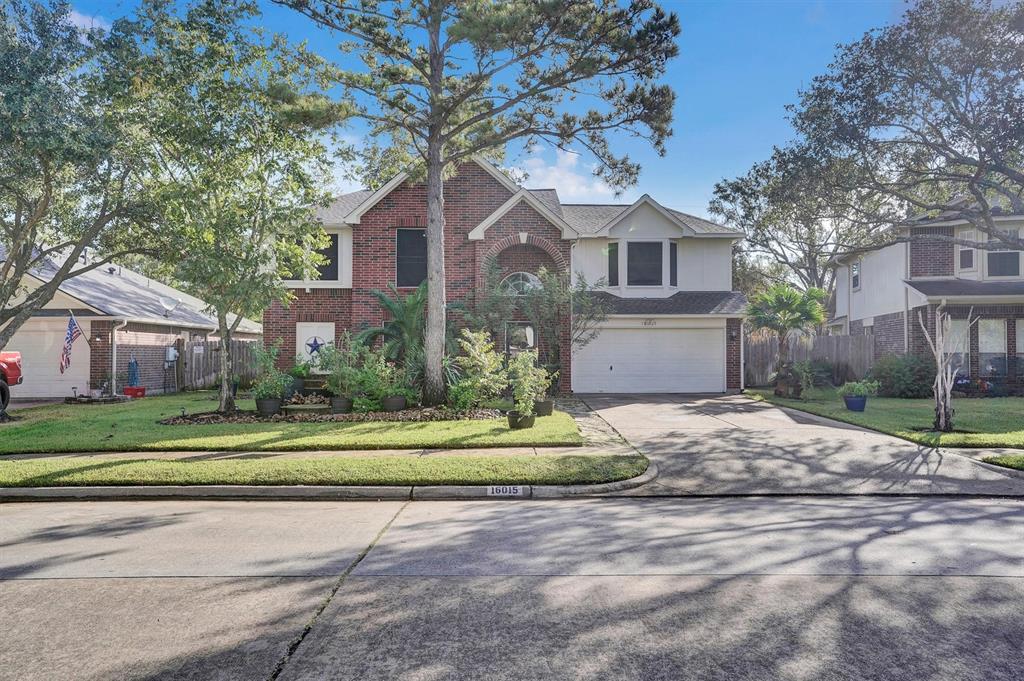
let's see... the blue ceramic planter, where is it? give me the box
[843,395,867,412]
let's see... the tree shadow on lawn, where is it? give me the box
[77,496,1024,681]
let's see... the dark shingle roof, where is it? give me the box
[560,203,739,235]
[588,290,747,316]
[526,188,562,217]
[905,279,1024,297]
[317,189,374,225]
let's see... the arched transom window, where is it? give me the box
[500,271,542,295]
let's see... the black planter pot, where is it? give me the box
[330,396,353,414]
[507,411,536,429]
[533,399,554,417]
[255,398,282,417]
[843,395,867,412]
[381,396,407,412]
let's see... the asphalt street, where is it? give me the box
[2,497,1022,680]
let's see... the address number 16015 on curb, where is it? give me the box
[487,485,527,497]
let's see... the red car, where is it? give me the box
[0,351,23,412]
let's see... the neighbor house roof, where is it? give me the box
[587,290,747,316]
[3,247,262,334]
[904,279,1024,298]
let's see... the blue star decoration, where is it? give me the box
[305,336,326,354]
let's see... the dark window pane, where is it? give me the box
[607,242,618,286]
[396,229,427,287]
[627,242,662,286]
[315,234,339,281]
[988,251,1020,277]
[959,248,974,270]
[669,241,677,286]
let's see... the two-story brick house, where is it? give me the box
[263,157,747,394]
[831,210,1024,387]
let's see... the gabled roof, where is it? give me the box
[467,188,579,241]
[3,247,262,333]
[562,196,741,238]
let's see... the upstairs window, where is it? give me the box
[958,230,976,271]
[627,241,663,286]
[851,260,861,290]
[606,242,618,286]
[669,241,678,287]
[987,228,1021,278]
[315,234,339,281]
[396,228,427,287]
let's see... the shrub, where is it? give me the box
[870,354,933,398]
[507,350,551,417]
[451,329,507,410]
[289,358,313,379]
[251,343,291,400]
[354,349,417,411]
[837,380,880,398]
[317,334,364,398]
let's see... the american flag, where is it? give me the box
[59,315,83,375]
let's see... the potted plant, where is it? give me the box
[507,351,544,429]
[252,370,290,416]
[319,341,361,414]
[356,350,414,412]
[533,368,557,416]
[288,358,313,396]
[837,380,879,412]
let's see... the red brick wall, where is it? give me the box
[727,318,742,390]
[908,303,1023,384]
[89,321,193,394]
[909,226,954,278]
[263,289,353,370]
[873,310,906,356]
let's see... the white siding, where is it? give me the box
[849,243,908,321]
[834,265,850,319]
[572,237,733,295]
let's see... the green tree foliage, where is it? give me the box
[275,0,681,405]
[0,1,168,349]
[135,0,347,412]
[791,0,1024,250]
[746,285,827,374]
[356,283,429,363]
[450,328,507,410]
[710,149,891,297]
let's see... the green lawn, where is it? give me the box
[748,387,1024,449]
[0,454,647,487]
[983,454,1024,471]
[0,393,583,454]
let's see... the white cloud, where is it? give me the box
[517,147,638,204]
[68,9,111,32]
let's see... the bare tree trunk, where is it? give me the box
[421,2,447,406]
[776,331,789,374]
[918,305,974,433]
[217,309,235,413]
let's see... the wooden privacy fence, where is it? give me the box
[178,339,260,391]
[744,334,876,387]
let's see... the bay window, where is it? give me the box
[626,241,663,286]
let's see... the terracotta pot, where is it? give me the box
[381,396,407,412]
[255,398,282,417]
[533,400,553,416]
[507,411,536,429]
[330,396,353,414]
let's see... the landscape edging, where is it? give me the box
[0,462,658,502]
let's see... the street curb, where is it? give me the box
[0,462,658,502]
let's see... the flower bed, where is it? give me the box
[161,407,503,425]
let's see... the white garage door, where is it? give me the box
[573,327,726,393]
[4,318,91,398]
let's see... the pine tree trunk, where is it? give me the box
[217,310,235,413]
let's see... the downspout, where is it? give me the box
[740,318,746,391]
[111,319,128,396]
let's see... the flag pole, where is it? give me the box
[69,310,91,347]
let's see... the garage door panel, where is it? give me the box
[5,319,91,399]
[573,327,725,393]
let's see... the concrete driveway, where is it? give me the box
[580,394,1024,496]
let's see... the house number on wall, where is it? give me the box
[642,319,657,327]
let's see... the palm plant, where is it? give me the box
[746,285,827,375]
[356,283,428,363]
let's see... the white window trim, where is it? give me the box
[283,228,351,289]
[983,228,1022,281]
[956,229,977,273]
[604,238,677,291]
[851,259,862,291]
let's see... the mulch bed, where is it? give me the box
[160,407,503,425]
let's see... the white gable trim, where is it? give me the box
[467,189,579,241]
[590,195,693,238]
[341,155,520,225]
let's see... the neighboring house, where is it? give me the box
[264,158,747,394]
[832,210,1024,385]
[0,252,262,399]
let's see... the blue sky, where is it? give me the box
[71,0,904,217]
